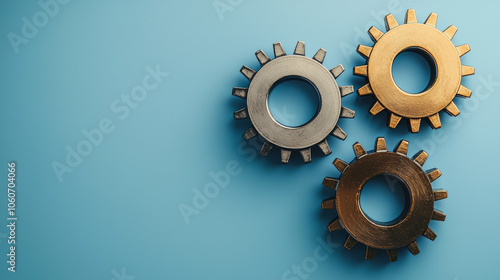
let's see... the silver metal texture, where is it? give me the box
[233,41,355,163]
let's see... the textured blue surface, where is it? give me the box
[0,0,499,279]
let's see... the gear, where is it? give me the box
[354,9,474,132]
[321,137,447,262]
[233,41,355,163]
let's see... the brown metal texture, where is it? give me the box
[321,137,447,262]
[354,9,474,132]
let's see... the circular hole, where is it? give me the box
[268,78,319,127]
[391,49,436,94]
[360,174,410,225]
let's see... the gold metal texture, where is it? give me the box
[354,9,474,132]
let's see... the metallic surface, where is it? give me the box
[233,41,355,163]
[354,9,474,132]
[321,137,447,262]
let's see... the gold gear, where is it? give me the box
[321,137,447,262]
[354,9,474,132]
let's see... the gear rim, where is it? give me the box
[321,137,447,262]
[354,9,475,132]
[233,41,355,163]
[247,55,341,150]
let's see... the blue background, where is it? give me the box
[0,0,499,279]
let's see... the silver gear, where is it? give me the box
[233,41,355,163]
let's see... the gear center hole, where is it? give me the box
[360,174,410,226]
[268,77,320,127]
[392,48,437,94]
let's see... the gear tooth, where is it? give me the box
[405,9,417,23]
[456,44,471,57]
[433,189,448,201]
[426,168,442,182]
[322,177,339,190]
[280,149,291,164]
[412,150,428,166]
[319,8,463,253]
[321,198,336,210]
[388,113,402,129]
[240,65,256,81]
[357,45,372,58]
[255,50,271,66]
[321,136,447,261]
[318,139,332,156]
[236,43,358,165]
[353,142,367,159]
[340,86,354,97]
[331,125,347,140]
[457,85,472,98]
[260,142,273,157]
[233,108,249,120]
[330,64,345,78]
[359,12,470,132]
[406,241,420,255]
[358,83,373,96]
[366,246,377,260]
[232,87,248,99]
[300,148,312,163]
[427,113,441,129]
[462,65,475,76]
[368,26,384,42]
[242,126,258,140]
[385,13,399,30]
[409,118,421,133]
[333,159,349,173]
[294,41,305,56]
[344,235,358,250]
[422,227,437,241]
[443,25,458,40]
[386,249,398,262]
[353,65,367,76]
[328,218,343,232]
[369,101,385,116]
[312,48,327,63]
[432,209,446,221]
[340,107,355,118]
[444,102,460,116]
[394,140,409,155]
[273,42,286,58]
[375,137,387,152]
[425,12,438,27]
